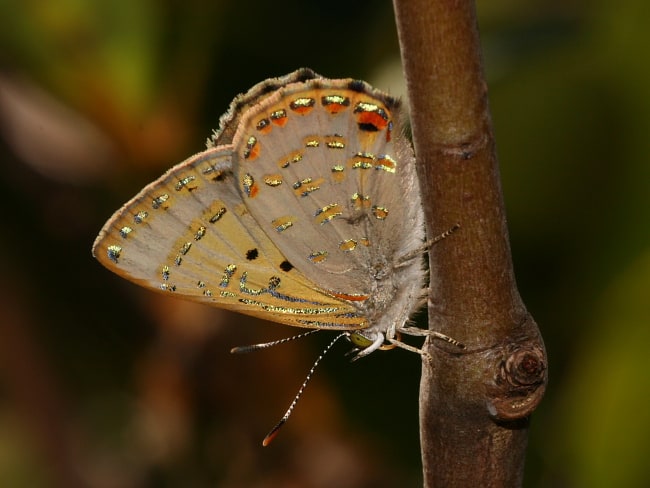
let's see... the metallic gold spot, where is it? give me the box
[308,250,328,263]
[293,177,323,197]
[202,165,227,180]
[279,151,303,168]
[243,135,259,159]
[351,152,376,170]
[314,204,342,224]
[304,137,320,148]
[175,176,196,191]
[350,153,375,170]
[119,226,132,238]
[339,239,357,252]
[134,211,148,224]
[209,207,227,223]
[194,226,206,240]
[238,271,264,296]
[220,264,237,287]
[197,281,206,288]
[321,95,350,113]
[351,193,371,209]
[352,161,372,169]
[242,173,258,197]
[293,178,311,189]
[376,155,397,173]
[264,174,283,186]
[356,102,380,112]
[272,216,294,232]
[179,242,192,255]
[322,95,349,105]
[107,245,122,262]
[237,298,340,315]
[372,206,389,220]
[160,284,176,292]
[325,135,346,149]
[270,109,288,126]
[162,265,170,281]
[152,194,170,209]
[290,97,315,113]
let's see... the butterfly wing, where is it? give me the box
[92,147,366,330]
[230,78,425,298]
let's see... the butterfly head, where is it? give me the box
[346,330,397,360]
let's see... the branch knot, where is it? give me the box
[487,342,547,421]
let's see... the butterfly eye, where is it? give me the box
[348,332,374,348]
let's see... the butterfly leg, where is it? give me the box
[395,224,461,267]
[400,326,465,349]
[386,337,434,362]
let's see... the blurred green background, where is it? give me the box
[1,0,649,486]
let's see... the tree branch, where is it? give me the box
[392,0,548,485]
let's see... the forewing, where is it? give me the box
[92,146,365,330]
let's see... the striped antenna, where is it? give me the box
[262,332,348,446]
[230,329,320,354]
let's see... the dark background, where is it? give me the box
[1,0,649,486]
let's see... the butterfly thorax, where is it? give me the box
[346,248,426,351]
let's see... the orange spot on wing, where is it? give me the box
[332,292,369,302]
[247,144,260,160]
[323,103,347,114]
[291,106,313,115]
[270,109,288,126]
[272,117,288,126]
[357,111,389,131]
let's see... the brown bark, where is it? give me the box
[392,0,548,486]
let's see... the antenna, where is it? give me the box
[262,332,348,446]
[230,329,320,354]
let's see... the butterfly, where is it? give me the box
[92,68,462,444]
